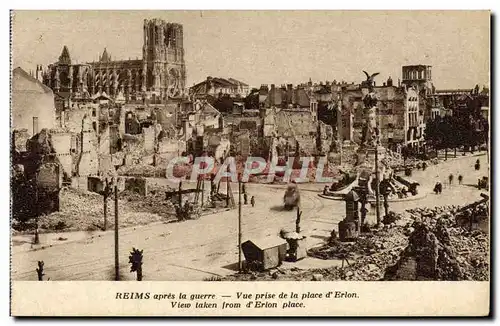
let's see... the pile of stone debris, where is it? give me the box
[117,163,167,178]
[305,224,410,281]
[120,188,177,221]
[385,202,489,281]
[31,186,174,233]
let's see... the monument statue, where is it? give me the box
[360,71,380,149]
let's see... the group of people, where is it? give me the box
[416,161,428,171]
[208,178,256,207]
[242,184,256,207]
[432,159,482,194]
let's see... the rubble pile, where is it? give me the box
[306,226,409,280]
[384,219,465,280]
[406,201,489,230]
[454,202,489,228]
[384,211,489,281]
[120,189,177,221]
[28,187,173,233]
[448,229,489,280]
[117,163,167,178]
[36,187,110,232]
[390,157,440,172]
[406,205,461,226]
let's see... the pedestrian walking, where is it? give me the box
[448,174,454,185]
[434,183,439,194]
[250,196,255,207]
[243,193,248,205]
[458,175,463,185]
[242,183,246,195]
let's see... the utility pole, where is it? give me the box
[226,165,230,208]
[201,175,205,208]
[103,194,108,231]
[238,175,242,272]
[374,108,381,227]
[114,182,119,281]
[34,172,40,244]
[296,206,302,233]
[178,181,182,206]
[337,92,343,166]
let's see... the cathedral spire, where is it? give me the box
[100,48,111,62]
[58,45,71,65]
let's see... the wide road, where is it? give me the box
[11,154,487,281]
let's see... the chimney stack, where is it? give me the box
[33,117,39,135]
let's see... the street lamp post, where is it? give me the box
[374,136,381,226]
[114,180,119,281]
[238,174,242,272]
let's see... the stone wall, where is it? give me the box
[49,130,73,177]
[98,126,111,155]
[158,138,186,161]
[75,130,99,176]
[143,126,155,152]
[12,129,30,152]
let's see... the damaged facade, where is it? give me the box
[258,83,333,158]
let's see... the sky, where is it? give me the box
[11,10,490,90]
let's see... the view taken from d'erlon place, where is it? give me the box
[11,10,489,283]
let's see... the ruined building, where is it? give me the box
[340,76,425,153]
[190,76,250,99]
[41,19,187,106]
[259,84,332,157]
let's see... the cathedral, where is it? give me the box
[41,18,187,104]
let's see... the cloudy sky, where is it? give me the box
[11,10,490,89]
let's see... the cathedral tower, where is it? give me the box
[143,18,186,101]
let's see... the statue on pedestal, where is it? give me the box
[360,71,380,149]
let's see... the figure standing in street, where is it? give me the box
[243,193,248,205]
[449,174,454,185]
[434,182,443,194]
[458,175,463,185]
[250,196,255,207]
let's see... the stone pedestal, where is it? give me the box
[357,145,387,166]
[295,238,308,260]
[365,200,384,225]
